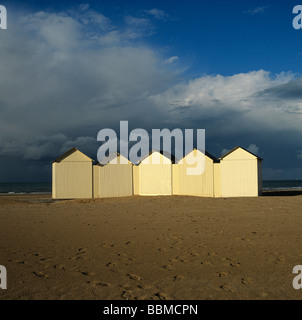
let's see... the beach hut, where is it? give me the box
[52,148,94,199]
[213,162,221,197]
[93,153,133,198]
[219,146,262,197]
[173,149,218,197]
[133,150,173,196]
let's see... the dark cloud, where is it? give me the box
[256,79,302,100]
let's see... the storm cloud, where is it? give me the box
[1,5,302,181]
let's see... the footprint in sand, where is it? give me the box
[230,262,240,268]
[127,274,141,281]
[162,264,173,270]
[189,252,200,257]
[54,264,66,271]
[123,284,139,292]
[33,271,48,278]
[171,240,183,246]
[276,256,286,262]
[218,272,228,278]
[102,243,115,249]
[106,262,117,269]
[208,252,217,257]
[117,252,127,257]
[76,248,87,255]
[127,257,136,261]
[87,280,110,287]
[121,291,133,300]
[173,275,184,281]
[220,284,235,293]
[70,255,87,261]
[9,260,27,264]
[241,278,253,285]
[81,271,96,276]
[154,292,168,300]
[170,256,186,263]
[40,257,54,262]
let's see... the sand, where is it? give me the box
[0,192,302,300]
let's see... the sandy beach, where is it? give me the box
[0,192,302,300]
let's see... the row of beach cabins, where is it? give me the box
[52,146,262,199]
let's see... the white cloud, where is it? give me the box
[145,8,167,20]
[149,70,301,134]
[244,6,270,15]
[123,15,154,39]
[23,12,82,50]
[164,56,179,64]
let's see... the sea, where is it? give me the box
[0,180,302,195]
[0,182,52,195]
[262,180,302,191]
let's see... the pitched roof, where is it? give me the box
[95,152,132,166]
[176,148,219,164]
[138,150,176,164]
[219,146,263,160]
[95,152,119,166]
[52,147,94,163]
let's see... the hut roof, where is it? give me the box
[175,148,218,164]
[52,147,94,163]
[138,150,176,164]
[219,146,263,160]
[95,152,132,166]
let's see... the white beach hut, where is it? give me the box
[172,149,219,197]
[133,150,173,196]
[52,148,94,199]
[219,146,262,197]
[93,153,133,198]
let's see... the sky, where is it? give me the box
[0,0,302,182]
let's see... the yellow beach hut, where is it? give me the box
[219,146,262,197]
[52,147,94,199]
[93,153,133,198]
[173,149,218,197]
[133,150,173,196]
